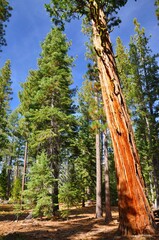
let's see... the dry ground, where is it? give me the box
[0,204,158,240]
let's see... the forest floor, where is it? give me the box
[0,204,159,240]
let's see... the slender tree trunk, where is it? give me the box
[82,197,85,207]
[149,171,155,205]
[103,130,112,222]
[15,159,19,179]
[90,1,156,235]
[7,156,12,199]
[49,98,60,215]
[52,155,59,215]
[96,129,102,218]
[152,155,159,209]
[145,115,159,209]
[21,141,28,205]
[49,138,60,215]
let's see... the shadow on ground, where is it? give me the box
[1,205,158,240]
[0,205,119,240]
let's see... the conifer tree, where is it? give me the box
[0,60,13,198]
[0,0,12,50]
[0,165,7,199]
[115,37,132,108]
[78,77,102,212]
[129,20,159,208]
[59,162,81,218]
[46,0,156,234]
[82,18,112,220]
[11,177,21,203]
[155,0,159,20]
[103,130,113,222]
[8,109,25,177]
[23,152,53,217]
[19,28,76,215]
[77,85,96,204]
[0,60,12,159]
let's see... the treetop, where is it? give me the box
[45,0,129,30]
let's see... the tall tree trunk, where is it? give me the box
[96,129,102,218]
[145,115,159,209]
[90,1,156,235]
[103,130,112,222]
[152,155,159,209]
[52,154,59,215]
[15,158,19,179]
[21,141,28,205]
[49,138,60,216]
[49,98,60,215]
[7,156,12,199]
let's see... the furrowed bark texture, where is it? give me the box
[90,1,156,235]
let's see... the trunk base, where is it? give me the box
[105,215,113,223]
[117,224,157,236]
[114,235,158,240]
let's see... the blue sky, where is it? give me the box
[0,0,158,110]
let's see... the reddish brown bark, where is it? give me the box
[90,0,156,235]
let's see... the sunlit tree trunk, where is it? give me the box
[90,1,156,235]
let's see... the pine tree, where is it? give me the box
[82,17,102,217]
[155,0,159,20]
[11,177,21,203]
[58,162,81,218]
[0,60,12,159]
[19,28,76,215]
[7,109,30,204]
[115,37,132,109]
[23,152,53,217]
[78,77,103,212]
[82,17,112,220]
[0,60,13,198]
[8,109,25,177]
[77,86,96,204]
[103,130,113,222]
[129,19,159,208]
[46,0,156,234]
[0,0,12,50]
[0,165,7,199]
